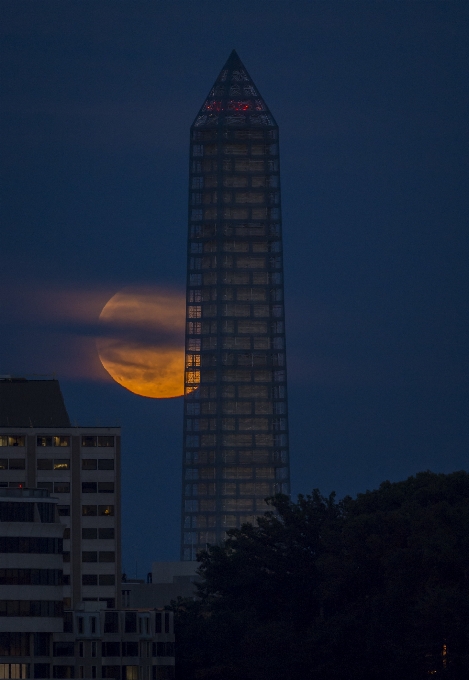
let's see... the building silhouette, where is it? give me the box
[0,377,175,679]
[181,51,290,560]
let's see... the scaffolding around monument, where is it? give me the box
[181,51,290,560]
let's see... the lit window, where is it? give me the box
[54,436,70,447]
[98,505,114,516]
[185,371,200,385]
[53,460,70,470]
[3,436,24,448]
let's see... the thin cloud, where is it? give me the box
[0,282,185,386]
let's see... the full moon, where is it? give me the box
[96,287,186,398]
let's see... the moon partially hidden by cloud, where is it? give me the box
[96,287,186,398]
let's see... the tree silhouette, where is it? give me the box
[173,471,469,679]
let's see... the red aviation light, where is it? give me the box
[201,100,255,113]
[228,100,251,111]
[203,100,223,112]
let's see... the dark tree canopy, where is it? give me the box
[172,471,469,680]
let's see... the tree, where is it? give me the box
[172,471,469,679]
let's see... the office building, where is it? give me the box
[0,490,175,680]
[0,377,120,609]
[0,487,64,679]
[53,606,175,680]
[0,378,175,679]
[181,51,290,559]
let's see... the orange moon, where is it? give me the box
[96,287,186,398]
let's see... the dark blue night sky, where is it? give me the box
[1,1,468,574]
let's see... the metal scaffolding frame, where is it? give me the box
[181,51,290,560]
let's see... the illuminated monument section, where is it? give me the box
[182,50,290,560]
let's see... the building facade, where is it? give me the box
[53,606,175,680]
[0,378,121,611]
[181,51,290,560]
[0,379,175,679]
[0,487,64,679]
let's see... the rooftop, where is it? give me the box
[0,377,71,427]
